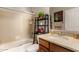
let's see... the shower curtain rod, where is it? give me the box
[0,7,34,15]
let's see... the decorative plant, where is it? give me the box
[38,11,44,17]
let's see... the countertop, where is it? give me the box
[37,34,79,52]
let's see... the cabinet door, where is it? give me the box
[39,38,49,49]
[39,44,49,52]
[50,43,73,52]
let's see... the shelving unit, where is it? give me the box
[33,14,49,44]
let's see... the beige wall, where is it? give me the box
[4,7,32,13]
[65,8,79,31]
[0,8,32,44]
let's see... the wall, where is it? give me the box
[65,8,79,31]
[0,8,32,44]
[4,7,32,13]
[50,7,74,29]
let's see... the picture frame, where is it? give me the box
[54,11,63,22]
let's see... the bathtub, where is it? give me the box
[0,38,33,52]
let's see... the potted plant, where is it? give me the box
[38,11,44,19]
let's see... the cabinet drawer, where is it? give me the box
[39,45,49,52]
[39,38,49,48]
[50,43,73,52]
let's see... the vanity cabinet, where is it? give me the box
[50,43,73,52]
[39,38,73,52]
[39,45,49,52]
[39,38,49,52]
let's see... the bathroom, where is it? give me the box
[0,7,79,52]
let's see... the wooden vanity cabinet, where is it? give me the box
[39,38,73,52]
[50,43,73,52]
[39,38,50,52]
[39,45,49,52]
